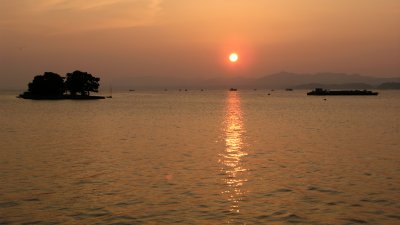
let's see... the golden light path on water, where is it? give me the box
[220,91,248,213]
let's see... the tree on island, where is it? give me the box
[27,72,65,97]
[65,70,100,96]
[19,70,104,99]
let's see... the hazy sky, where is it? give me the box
[1,0,399,88]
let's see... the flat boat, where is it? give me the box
[307,88,378,96]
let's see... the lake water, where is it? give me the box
[0,90,399,224]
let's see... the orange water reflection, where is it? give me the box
[220,91,248,213]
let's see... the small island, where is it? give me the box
[19,70,106,100]
[307,88,378,96]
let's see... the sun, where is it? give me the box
[229,53,239,63]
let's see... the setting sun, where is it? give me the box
[229,53,239,63]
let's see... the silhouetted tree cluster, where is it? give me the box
[65,71,100,96]
[23,70,100,97]
[28,72,65,97]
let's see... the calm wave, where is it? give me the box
[1,90,399,224]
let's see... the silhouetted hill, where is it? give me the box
[377,82,400,89]
[293,83,374,90]
[254,72,400,89]
[110,72,400,89]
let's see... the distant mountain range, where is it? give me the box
[116,72,400,89]
[253,72,400,89]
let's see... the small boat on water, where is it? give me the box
[307,88,378,96]
[229,88,237,91]
[286,88,293,91]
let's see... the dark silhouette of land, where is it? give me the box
[377,82,400,89]
[19,71,105,100]
[15,71,400,93]
[307,88,378,96]
[115,72,400,89]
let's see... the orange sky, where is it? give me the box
[0,0,399,88]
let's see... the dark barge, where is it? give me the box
[307,88,378,96]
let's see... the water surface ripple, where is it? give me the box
[0,90,399,224]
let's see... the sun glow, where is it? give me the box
[229,53,239,63]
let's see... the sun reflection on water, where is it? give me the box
[219,91,248,213]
